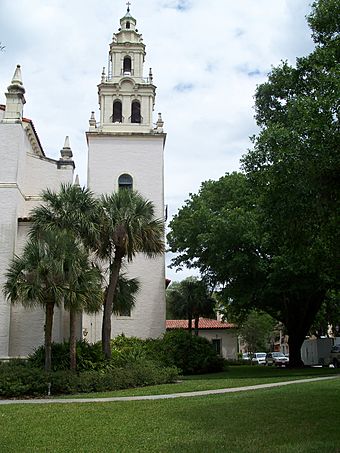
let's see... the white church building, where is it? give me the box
[0,7,166,358]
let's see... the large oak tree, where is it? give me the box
[168,0,339,367]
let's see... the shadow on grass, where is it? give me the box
[182,365,340,381]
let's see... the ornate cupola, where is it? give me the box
[92,5,162,134]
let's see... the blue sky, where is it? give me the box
[0,0,315,281]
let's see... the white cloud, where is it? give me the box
[0,0,315,281]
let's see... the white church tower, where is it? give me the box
[83,6,166,342]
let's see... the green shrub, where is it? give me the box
[0,358,179,397]
[0,361,48,397]
[146,330,226,375]
[28,341,104,371]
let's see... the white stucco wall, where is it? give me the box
[86,133,166,341]
[0,118,74,357]
[198,330,238,359]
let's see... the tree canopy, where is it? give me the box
[168,0,340,367]
[166,277,215,335]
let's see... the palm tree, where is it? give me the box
[29,183,99,248]
[4,230,74,371]
[167,277,216,335]
[98,189,164,359]
[29,183,103,370]
[61,247,103,371]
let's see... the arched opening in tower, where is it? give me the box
[123,56,132,75]
[131,101,141,123]
[112,100,122,123]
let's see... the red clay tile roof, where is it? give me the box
[166,318,235,330]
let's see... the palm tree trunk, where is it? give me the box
[45,302,55,372]
[194,316,199,336]
[102,254,123,359]
[188,308,193,335]
[69,308,77,371]
[188,316,192,335]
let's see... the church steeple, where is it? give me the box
[91,6,163,134]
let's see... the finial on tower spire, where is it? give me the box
[126,1,131,12]
[60,136,73,160]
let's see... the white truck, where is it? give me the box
[301,338,334,366]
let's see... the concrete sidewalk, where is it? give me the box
[0,375,338,405]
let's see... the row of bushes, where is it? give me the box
[0,360,179,398]
[29,330,226,375]
[0,331,225,397]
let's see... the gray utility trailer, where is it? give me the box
[301,338,334,366]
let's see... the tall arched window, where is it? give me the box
[112,100,122,123]
[123,56,132,74]
[126,21,130,29]
[131,100,141,123]
[118,173,133,190]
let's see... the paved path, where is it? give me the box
[0,375,338,405]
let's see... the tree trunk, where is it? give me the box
[284,290,325,368]
[188,313,192,335]
[102,253,123,359]
[287,332,306,368]
[69,308,77,371]
[44,302,55,372]
[194,316,199,336]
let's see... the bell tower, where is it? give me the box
[92,5,163,134]
[85,5,166,341]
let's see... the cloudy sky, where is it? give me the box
[0,0,315,281]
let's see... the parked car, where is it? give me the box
[266,352,289,367]
[330,345,340,368]
[252,352,267,365]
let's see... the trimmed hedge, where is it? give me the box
[0,360,179,398]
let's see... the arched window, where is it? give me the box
[123,56,132,74]
[112,100,122,123]
[118,173,133,190]
[126,21,130,29]
[131,100,141,123]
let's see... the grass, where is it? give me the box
[0,378,339,452]
[56,365,340,398]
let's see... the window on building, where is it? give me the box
[212,339,222,355]
[118,173,133,190]
[112,100,122,123]
[123,56,132,74]
[131,100,141,123]
[126,21,130,29]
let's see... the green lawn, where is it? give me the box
[0,378,339,452]
[58,365,340,398]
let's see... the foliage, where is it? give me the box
[111,273,140,315]
[167,0,340,367]
[166,277,216,334]
[239,310,275,354]
[0,359,178,398]
[28,341,105,372]
[310,290,340,337]
[150,330,225,375]
[28,332,224,376]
